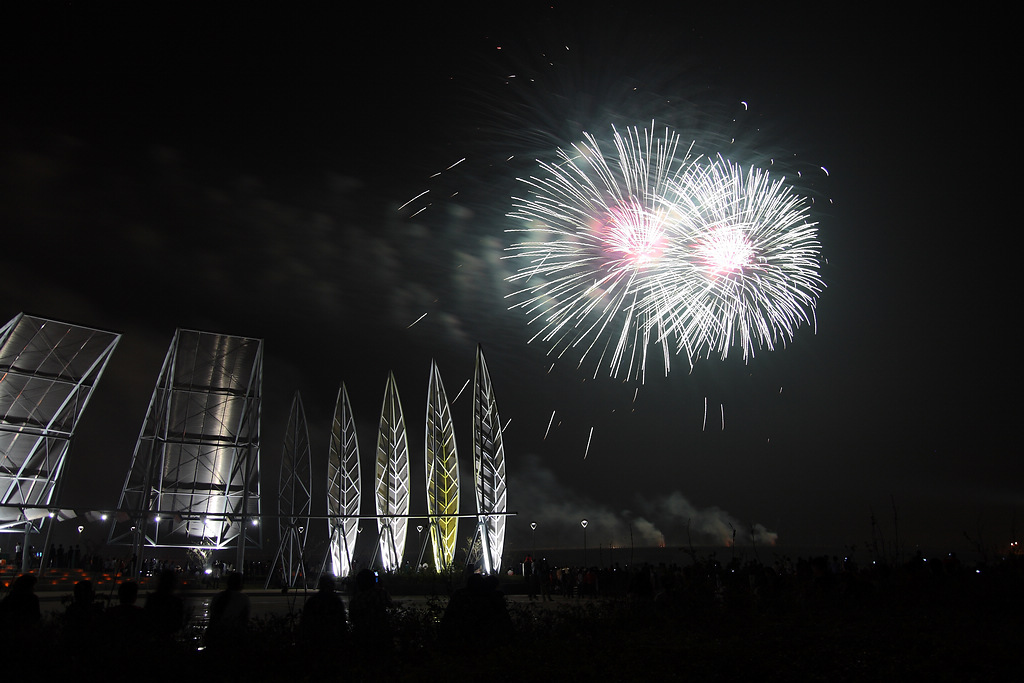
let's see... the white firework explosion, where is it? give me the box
[505,123,824,380]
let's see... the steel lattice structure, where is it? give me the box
[374,371,409,572]
[424,360,459,571]
[0,314,120,538]
[266,392,312,588]
[110,329,262,568]
[326,383,361,579]
[471,345,507,575]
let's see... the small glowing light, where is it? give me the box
[100,514,108,521]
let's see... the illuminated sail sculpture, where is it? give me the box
[266,392,312,588]
[326,383,361,579]
[110,329,262,566]
[424,360,459,571]
[0,314,120,535]
[374,372,409,572]
[472,345,507,575]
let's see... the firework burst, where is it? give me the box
[505,123,824,380]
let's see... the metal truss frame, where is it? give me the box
[109,329,262,570]
[0,314,120,568]
[374,372,409,572]
[471,345,507,575]
[266,392,312,589]
[324,383,361,579]
[423,360,459,571]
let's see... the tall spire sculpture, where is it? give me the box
[472,345,507,575]
[374,372,409,572]
[424,360,459,571]
[266,392,312,588]
[326,383,361,578]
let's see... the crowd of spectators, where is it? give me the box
[0,549,1020,678]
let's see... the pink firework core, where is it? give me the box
[696,224,755,275]
[600,201,664,267]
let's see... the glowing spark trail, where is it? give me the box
[505,123,825,380]
[584,426,594,459]
[452,378,471,404]
[399,190,429,212]
[544,410,556,439]
[406,312,428,329]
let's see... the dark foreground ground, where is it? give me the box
[3,556,1022,682]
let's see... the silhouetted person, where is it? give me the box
[0,574,41,637]
[538,557,553,601]
[97,580,146,668]
[441,573,513,648]
[628,564,654,600]
[300,574,348,649]
[144,569,185,645]
[205,571,250,651]
[105,580,146,642]
[349,569,392,654]
[62,579,105,663]
[524,555,538,600]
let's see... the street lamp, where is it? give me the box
[581,519,589,566]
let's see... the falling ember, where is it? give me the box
[452,378,471,404]
[544,410,556,440]
[584,427,594,459]
[721,403,725,431]
[702,397,708,431]
[406,312,428,329]
[398,189,429,212]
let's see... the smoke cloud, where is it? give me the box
[508,454,778,551]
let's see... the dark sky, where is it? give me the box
[1,3,1014,560]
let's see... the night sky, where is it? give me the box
[1,4,1014,561]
